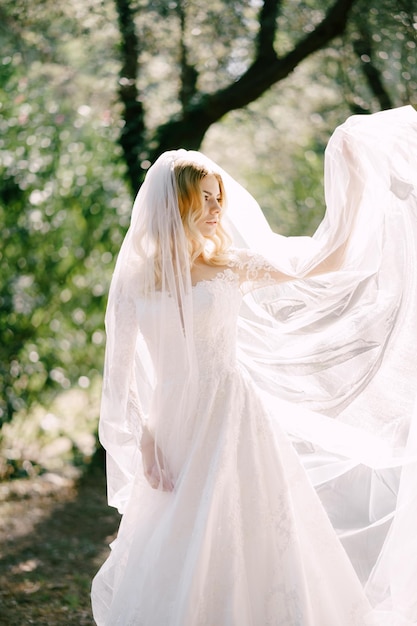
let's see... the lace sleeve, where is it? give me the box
[228,249,290,294]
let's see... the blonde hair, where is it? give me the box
[173,159,232,266]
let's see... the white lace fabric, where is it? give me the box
[92,106,417,626]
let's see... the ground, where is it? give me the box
[0,467,120,626]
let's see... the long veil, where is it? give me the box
[226,105,417,624]
[99,105,417,624]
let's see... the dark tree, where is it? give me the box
[114,0,359,190]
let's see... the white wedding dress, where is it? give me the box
[92,265,374,625]
[92,106,417,626]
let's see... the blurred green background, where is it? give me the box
[1,0,416,479]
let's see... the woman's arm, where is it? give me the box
[235,133,363,290]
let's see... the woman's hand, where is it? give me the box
[141,427,174,492]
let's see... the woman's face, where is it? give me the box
[196,174,222,238]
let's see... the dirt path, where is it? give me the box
[0,469,120,625]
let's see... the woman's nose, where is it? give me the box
[209,199,221,213]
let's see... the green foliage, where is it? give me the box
[0,3,132,425]
[0,0,416,434]
[327,0,417,111]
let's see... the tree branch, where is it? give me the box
[176,0,198,110]
[152,0,359,159]
[209,0,359,117]
[256,0,282,59]
[352,21,393,110]
[114,0,146,190]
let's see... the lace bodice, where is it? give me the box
[135,251,280,378]
[192,269,242,380]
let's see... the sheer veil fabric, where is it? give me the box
[92,106,417,625]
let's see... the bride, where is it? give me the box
[91,106,417,626]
